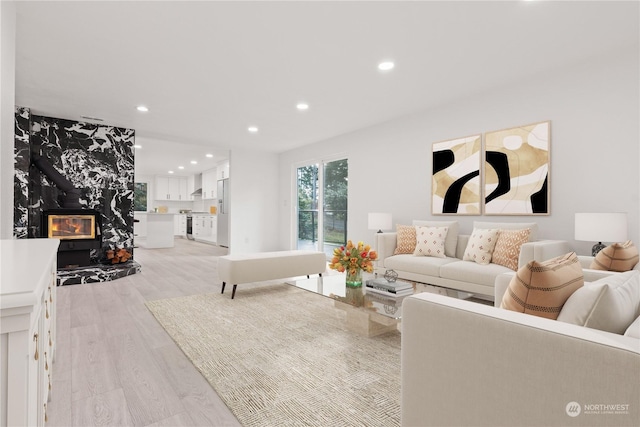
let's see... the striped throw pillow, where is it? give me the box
[501,252,584,320]
[590,240,639,272]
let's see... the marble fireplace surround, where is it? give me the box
[14,107,141,285]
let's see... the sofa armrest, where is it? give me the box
[578,255,640,281]
[518,239,570,268]
[402,293,640,427]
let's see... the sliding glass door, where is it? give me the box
[296,158,348,258]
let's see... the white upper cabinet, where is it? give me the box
[216,162,230,180]
[155,176,189,201]
[202,169,217,200]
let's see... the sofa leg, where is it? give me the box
[231,284,237,299]
[221,282,226,294]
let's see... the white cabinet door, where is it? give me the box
[210,216,217,242]
[216,162,229,180]
[168,178,180,200]
[174,214,186,236]
[178,178,188,201]
[202,169,216,199]
[156,176,170,200]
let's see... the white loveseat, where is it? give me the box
[401,280,640,426]
[376,220,569,299]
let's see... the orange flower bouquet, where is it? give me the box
[330,240,377,287]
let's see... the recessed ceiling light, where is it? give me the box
[133,144,142,149]
[378,61,395,71]
[296,103,309,111]
[190,160,198,164]
[178,166,184,169]
[248,126,259,133]
[206,153,213,158]
[136,105,149,112]
[168,170,174,174]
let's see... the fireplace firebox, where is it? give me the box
[43,209,102,268]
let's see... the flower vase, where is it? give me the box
[346,269,363,288]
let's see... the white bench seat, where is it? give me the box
[218,250,327,299]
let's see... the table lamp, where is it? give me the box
[368,212,392,233]
[575,212,627,256]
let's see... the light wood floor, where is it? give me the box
[48,238,242,427]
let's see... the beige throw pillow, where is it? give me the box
[463,228,499,265]
[394,224,417,254]
[557,270,640,334]
[414,226,448,258]
[501,252,584,320]
[412,220,459,257]
[492,229,531,271]
[590,240,639,272]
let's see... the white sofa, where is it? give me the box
[376,220,569,299]
[401,286,640,426]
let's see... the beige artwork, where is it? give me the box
[432,134,481,215]
[484,121,550,215]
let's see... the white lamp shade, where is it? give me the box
[368,212,392,232]
[575,213,628,243]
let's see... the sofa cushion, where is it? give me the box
[463,228,499,265]
[624,316,640,339]
[492,228,531,271]
[557,270,640,334]
[473,221,538,242]
[501,252,584,320]
[384,254,459,277]
[590,240,639,272]
[394,224,417,254]
[440,260,513,287]
[414,226,448,258]
[413,220,459,257]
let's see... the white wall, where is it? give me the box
[278,46,640,256]
[0,2,16,239]
[229,149,279,253]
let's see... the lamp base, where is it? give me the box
[592,242,606,256]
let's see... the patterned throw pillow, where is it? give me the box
[501,252,584,320]
[590,240,639,272]
[394,224,417,254]
[491,228,531,271]
[414,226,448,258]
[463,228,499,265]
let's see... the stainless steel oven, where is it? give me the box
[186,214,194,240]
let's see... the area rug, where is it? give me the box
[146,283,401,426]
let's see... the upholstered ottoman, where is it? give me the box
[218,250,327,298]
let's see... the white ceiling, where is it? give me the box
[14,0,639,177]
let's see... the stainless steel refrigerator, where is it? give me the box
[217,178,229,247]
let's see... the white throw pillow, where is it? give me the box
[624,316,640,339]
[557,271,640,334]
[413,220,459,257]
[414,226,448,258]
[463,228,499,265]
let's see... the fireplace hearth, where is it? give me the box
[42,209,102,268]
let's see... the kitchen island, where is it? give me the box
[141,213,175,248]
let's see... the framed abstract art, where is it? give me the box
[483,121,550,215]
[432,134,481,215]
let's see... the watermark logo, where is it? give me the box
[565,401,631,417]
[566,402,581,417]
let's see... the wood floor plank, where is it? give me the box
[107,329,185,426]
[71,323,122,402]
[72,388,134,426]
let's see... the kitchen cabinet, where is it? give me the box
[155,176,189,201]
[216,162,230,180]
[134,212,148,238]
[202,169,217,200]
[174,214,187,236]
[1,239,59,426]
[193,214,217,244]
